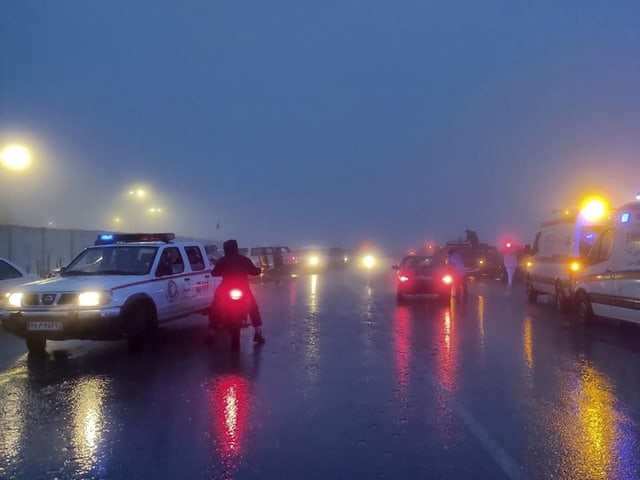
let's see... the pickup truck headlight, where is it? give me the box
[78,291,112,307]
[8,292,23,307]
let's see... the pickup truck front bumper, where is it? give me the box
[1,307,124,341]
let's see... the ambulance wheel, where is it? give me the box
[576,293,594,324]
[555,284,569,312]
[26,336,46,356]
[526,277,538,303]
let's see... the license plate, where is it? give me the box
[417,276,432,281]
[27,322,63,331]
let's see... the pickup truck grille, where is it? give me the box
[21,293,78,306]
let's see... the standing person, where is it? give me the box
[503,245,518,289]
[270,247,285,283]
[465,229,480,250]
[447,249,468,297]
[207,239,266,344]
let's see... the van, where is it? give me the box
[526,206,608,311]
[573,200,640,324]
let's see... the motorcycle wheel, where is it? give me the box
[230,327,241,352]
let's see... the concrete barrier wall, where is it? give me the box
[0,225,223,277]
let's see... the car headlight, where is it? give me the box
[78,291,112,307]
[362,255,376,269]
[8,292,23,307]
[309,256,319,266]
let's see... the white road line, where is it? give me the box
[427,374,529,480]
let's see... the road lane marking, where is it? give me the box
[427,374,529,480]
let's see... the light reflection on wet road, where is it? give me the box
[1,269,640,479]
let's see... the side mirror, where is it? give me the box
[392,265,399,270]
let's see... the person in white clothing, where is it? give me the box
[503,245,518,288]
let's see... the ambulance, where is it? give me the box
[573,199,640,324]
[526,198,610,312]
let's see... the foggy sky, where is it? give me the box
[2,1,640,251]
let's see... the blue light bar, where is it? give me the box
[95,232,175,245]
[621,212,630,223]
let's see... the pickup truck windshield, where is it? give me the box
[64,246,159,276]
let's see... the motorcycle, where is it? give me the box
[214,284,252,351]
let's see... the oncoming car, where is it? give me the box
[392,255,453,303]
[0,233,217,355]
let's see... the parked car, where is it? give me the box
[0,257,39,298]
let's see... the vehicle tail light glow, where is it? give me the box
[442,274,453,285]
[569,261,580,272]
[229,289,243,300]
[399,275,409,282]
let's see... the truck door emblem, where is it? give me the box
[167,280,178,301]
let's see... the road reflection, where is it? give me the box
[522,315,534,389]
[208,375,251,480]
[0,364,28,474]
[477,295,485,356]
[435,306,458,393]
[393,304,410,402]
[544,363,637,479]
[570,365,635,479]
[70,376,110,477]
[303,274,320,384]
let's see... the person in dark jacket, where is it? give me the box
[207,239,265,344]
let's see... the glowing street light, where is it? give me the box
[0,144,31,170]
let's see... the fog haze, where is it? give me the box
[2,1,639,250]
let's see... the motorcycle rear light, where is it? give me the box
[229,289,243,300]
[442,274,453,285]
[399,275,409,282]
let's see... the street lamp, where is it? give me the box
[128,188,146,198]
[0,144,31,171]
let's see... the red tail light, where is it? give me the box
[399,275,410,282]
[229,289,243,300]
[442,274,453,285]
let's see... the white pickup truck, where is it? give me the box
[0,233,218,354]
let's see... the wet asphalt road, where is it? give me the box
[1,268,640,480]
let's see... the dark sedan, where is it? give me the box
[392,255,453,303]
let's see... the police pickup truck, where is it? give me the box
[0,233,217,354]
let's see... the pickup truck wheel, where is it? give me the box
[26,336,46,355]
[526,277,538,303]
